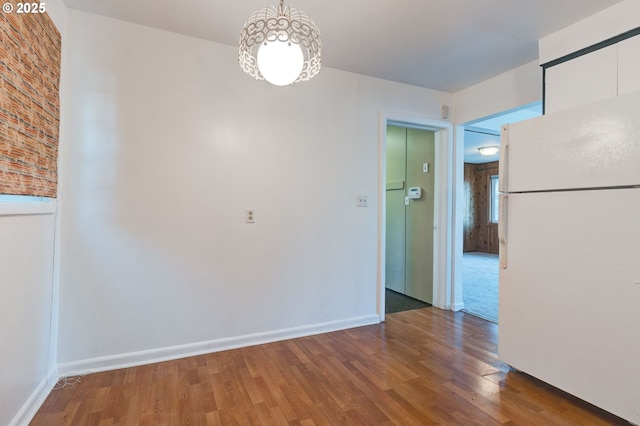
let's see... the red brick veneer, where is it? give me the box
[0,0,60,198]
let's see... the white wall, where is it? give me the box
[0,205,57,426]
[453,60,542,125]
[0,2,66,425]
[57,10,452,373]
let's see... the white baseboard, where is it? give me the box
[58,314,380,377]
[451,302,465,311]
[10,367,58,426]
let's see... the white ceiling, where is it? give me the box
[62,0,623,92]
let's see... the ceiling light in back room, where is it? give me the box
[478,146,500,156]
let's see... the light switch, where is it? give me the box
[423,163,429,173]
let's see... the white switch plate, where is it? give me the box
[441,105,449,119]
[246,208,255,223]
[423,163,429,173]
[357,195,368,207]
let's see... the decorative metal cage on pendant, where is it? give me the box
[238,0,322,85]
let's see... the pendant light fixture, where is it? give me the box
[239,0,322,86]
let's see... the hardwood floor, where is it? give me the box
[32,308,627,425]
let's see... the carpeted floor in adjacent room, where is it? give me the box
[462,251,499,323]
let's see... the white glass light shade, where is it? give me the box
[257,40,304,86]
[478,145,500,156]
[238,1,322,86]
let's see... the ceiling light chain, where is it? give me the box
[239,0,322,86]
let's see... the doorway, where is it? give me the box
[459,101,543,323]
[378,115,454,321]
[385,125,435,305]
[462,156,500,322]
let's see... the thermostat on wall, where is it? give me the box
[407,187,422,199]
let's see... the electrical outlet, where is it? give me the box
[246,208,255,223]
[357,195,368,207]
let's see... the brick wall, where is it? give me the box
[0,0,60,198]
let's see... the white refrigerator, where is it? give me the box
[498,91,640,424]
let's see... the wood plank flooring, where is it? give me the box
[31,308,628,425]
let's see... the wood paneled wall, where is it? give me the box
[463,161,498,253]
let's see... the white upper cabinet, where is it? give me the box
[545,45,618,114]
[545,34,640,114]
[618,35,640,96]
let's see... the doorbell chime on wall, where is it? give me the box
[442,105,450,119]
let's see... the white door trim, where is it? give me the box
[378,113,458,321]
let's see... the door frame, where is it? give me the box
[378,113,460,320]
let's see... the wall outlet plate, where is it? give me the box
[357,195,368,207]
[246,208,255,223]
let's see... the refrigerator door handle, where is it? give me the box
[499,194,508,269]
[499,125,509,193]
